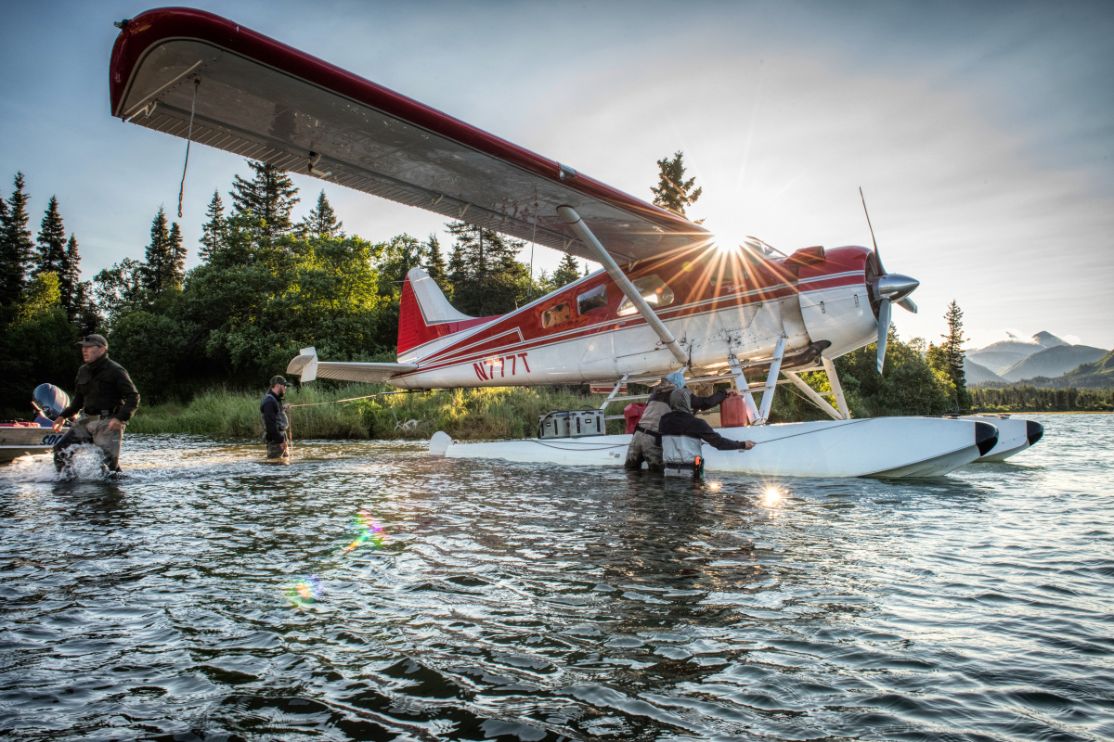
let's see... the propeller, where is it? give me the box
[860,187,919,373]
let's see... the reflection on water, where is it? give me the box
[1,415,1112,740]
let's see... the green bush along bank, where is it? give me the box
[127,384,612,440]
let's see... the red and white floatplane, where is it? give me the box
[109,8,1042,477]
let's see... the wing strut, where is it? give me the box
[557,206,688,367]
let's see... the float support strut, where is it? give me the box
[599,373,630,413]
[727,353,760,422]
[782,371,843,421]
[821,356,851,419]
[755,336,786,424]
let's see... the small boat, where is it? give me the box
[0,423,65,464]
[0,384,70,464]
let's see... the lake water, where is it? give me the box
[1,414,1111,740]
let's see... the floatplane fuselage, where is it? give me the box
[108,8,1041,475]
[361,244,879,392]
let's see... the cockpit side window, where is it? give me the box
[541,302,572,329]
[617,275,675,316]
[577,285,608,315]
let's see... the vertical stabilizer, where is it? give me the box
[397,268,484,359]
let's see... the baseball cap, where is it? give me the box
[77,334,108,348]
[269,375,290,387]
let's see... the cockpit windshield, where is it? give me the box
[617,275,675,316]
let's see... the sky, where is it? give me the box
[1,0,1112,350]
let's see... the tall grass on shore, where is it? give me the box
[127,385,614,440]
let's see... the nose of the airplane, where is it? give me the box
[876,273,919,302]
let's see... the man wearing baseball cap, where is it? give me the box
[260,375,291,460]
[52,334,141,476]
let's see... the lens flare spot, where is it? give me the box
[286,575,322,608]
[761,484,785,507]
[344,510,387,553]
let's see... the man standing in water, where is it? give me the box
[260,375,291,460]
[52,334,140,476]
[626,370,737,472]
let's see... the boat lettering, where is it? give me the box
[473,352,530,381]
[41,433,63,445]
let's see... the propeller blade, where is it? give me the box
[897,296,918,313]
[876,298,892,373]
[859,186,882,271]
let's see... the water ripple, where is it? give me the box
[2,416,1112,739]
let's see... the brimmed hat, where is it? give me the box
[269,375,290,387]
[77,334,108,349]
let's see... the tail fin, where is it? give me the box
[397,268,486,359]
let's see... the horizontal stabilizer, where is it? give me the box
[287,347,416,384]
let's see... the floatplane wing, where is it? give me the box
[109,7,711,267]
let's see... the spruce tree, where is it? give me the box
[168,222,187,290]
[651,151,702,218]
[35,195,67,277]
[199,190,226,262]
[552,253,581,287]
[447,242,467,296]
[61,234,82,322]
[941,300,970,411]
[1,173,35,305]
[444,221,529,315]
[231,160,299,239]
[143,207,172,296]
[300,190,342,238]
[424,234,448,289]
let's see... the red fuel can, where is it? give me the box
[623,402,647,433]
[720,394,751,427]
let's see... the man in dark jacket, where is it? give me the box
[659,387,755,476]
[260,375,291,460]
[52,334,140,475]
[625,370,737,472]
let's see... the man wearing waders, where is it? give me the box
[52,334,140,476]
[659,387,756,477]
[625,370,735,473]
[261,375,291,460]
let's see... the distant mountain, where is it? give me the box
[966,331,1067,375]
[964,358,1006,385]
[1001,344,1108,382]
[1022,351,1114,389]
[1031,331,1066,348]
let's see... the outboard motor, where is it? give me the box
[33,383,70,426]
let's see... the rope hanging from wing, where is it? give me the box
[177,77,200,218]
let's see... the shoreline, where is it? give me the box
[124,387,1105,440]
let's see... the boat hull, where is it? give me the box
[0,426,63,464]
[430,417,998,479]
